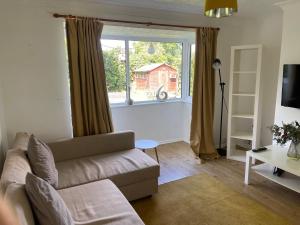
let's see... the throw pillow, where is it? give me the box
[27,135,58,188]
[25,173,74,225]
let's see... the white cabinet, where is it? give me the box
[227,45,263,162]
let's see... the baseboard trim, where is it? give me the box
[159,138,185,145]
[183,138,190,144]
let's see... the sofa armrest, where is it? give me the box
[48,131,135,162]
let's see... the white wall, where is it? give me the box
[0,0,283,153]
[112,102,184,143]
[0,78,8,171]
[0,0,210,146]
[0,0,73,145]
[183,13,283,146]
[220,14,282,147]
[274,1,300,125]
[258,12,283,145]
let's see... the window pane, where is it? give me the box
[129,41,182,102]
[101,39,126,104]
[189,44,196,96]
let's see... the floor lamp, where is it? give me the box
[213,59,227,156]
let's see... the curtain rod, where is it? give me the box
[53,13,220,31]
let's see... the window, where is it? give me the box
[101,39,126,104]
[101,26,195,105]
[130,41,182,101]
[170,73,177,79]
[189,44,196,96]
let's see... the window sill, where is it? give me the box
[110,99,183,108]
[183,96,192,104]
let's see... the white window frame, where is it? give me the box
[185,42,196,103]
[102,34,194,107]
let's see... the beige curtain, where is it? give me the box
[66,18,113,137]
[190,28,219,159]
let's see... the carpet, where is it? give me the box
[132,173,292,225]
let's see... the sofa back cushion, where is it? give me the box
[4,183,35,225]
[27,135,58,188]
[0,149,32,193]
[48,131,135,162]
[25,173,74,225]
[12,132,30,151]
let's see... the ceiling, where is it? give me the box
[93,0,283,18]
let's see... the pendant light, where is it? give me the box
[148,43,155,55]
[204,0,238,18]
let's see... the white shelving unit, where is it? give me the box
[227,45,263,162]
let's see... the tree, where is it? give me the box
[129,42,182,78]
[103,47,126,92]
[103,41,183,92]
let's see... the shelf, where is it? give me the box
[231,132,253,141]
[232,44,263,50]
[232,114,254,119]
[233,71,257,74]
[232,93,256,97]
[252,163,300,193]
[227,151,247,162]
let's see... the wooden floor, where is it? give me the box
[145,142,300,225]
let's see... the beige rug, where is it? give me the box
[132,173,293,225]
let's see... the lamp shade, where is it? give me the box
[148,43,155,55]
[205,0,238,18]
[212,58,222,70]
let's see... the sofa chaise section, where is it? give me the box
[49,131,160,201]
[4,180,145,225]
[58,179,145,225]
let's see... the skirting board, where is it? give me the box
[159,138,185,145]
[182,138,227,150]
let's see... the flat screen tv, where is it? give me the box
[281,64,300,108]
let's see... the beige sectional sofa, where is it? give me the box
[1,131,160,225]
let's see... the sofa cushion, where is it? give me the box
[27,135,58,188]
[25,173,74,225]
[48,132,135,162]
[58,180,144,225]
[56,149,159,190]
[0,149,32,193]
[4,183,35,225]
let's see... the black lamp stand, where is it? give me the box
[217,68,227,156]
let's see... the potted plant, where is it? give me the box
[270,121,300,159]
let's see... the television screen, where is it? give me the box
[281,64,300,108]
